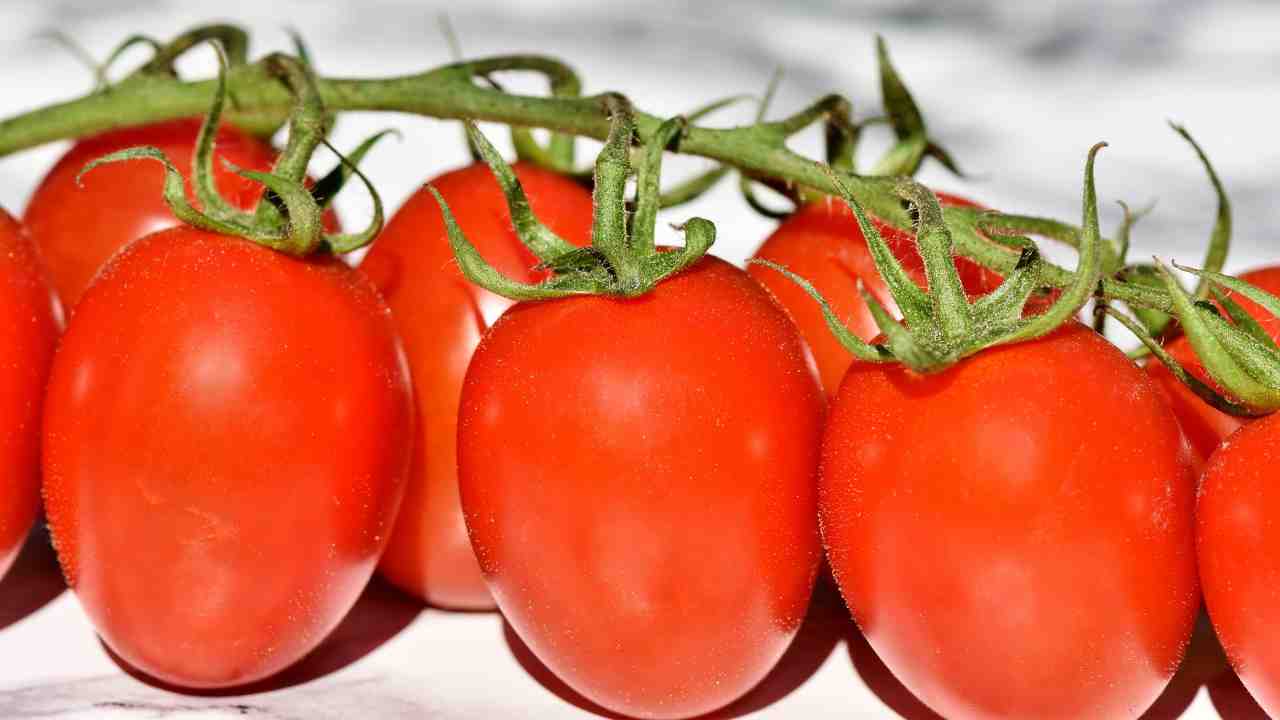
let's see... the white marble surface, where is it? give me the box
[0,0,1277,717]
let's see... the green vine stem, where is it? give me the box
[0,32,1244,333]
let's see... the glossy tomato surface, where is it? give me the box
[42,227,412,688]
[1146,266,1280,468]
[361,162,592,610]
[24,118,338,310]
[458,257,824,719]
[748,194,1003,397]
[0,210,58,581]
[1198,411,1280,717]
[822,324,1198,719]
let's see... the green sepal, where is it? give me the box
[77,146,260,240]
[1170,124,1231,299]
[316,138,386,255]
[1156,260,1280,411]
[231,165,323,256]
[748,259,891,363]
[430,186,605,300]
[870,35,964,178]
[464,120,577,262]
[191,40,255,225]
[972,247,1042,323]
[310,128,400,211]
[1211,286,1278,351]
[1106,307,1262,417]
[633,117,686,255]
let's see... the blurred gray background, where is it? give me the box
[0,0,1275,272]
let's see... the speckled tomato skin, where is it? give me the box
[1198,411,1280,718]
[41,227,412,688]
[0,209,58,581]
[822,323,1199,720]
[362,162,593,610]
[458,257,824,720]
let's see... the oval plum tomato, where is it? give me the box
[41,227,412,688]
[748,194,1003,397]
[0,210,58,581]
[822,323,1198,719]
[1198,410,1280,717]
[24,118,339,310]
[1145,266,1280,469]
[361,162,593,610]
[457,256,824,719]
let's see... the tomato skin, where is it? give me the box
[0,210,58,581]
[41,227,412,688]
[1145,266,1280,468]
[748,194,1003,397]
[457,257,824,719]
[1198,411,1280,717]
[24,119,339,310]
[361,162,593,610]
[822,324,1198,719]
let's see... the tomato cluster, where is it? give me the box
[3,112,1279,720]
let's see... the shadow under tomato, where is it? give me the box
[846,624,943,720]
[501,578,845,720]
[1208,670,1271,719]
[0,523,67,633]
[106,575,422,696]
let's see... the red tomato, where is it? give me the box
[361,162,593,610]
[457,257,824,719]
[42,227,412,688]
[24,118,339,310]
[1145,266,1280,469]
[822,323,1198,719]
[0,210,58,581]
[748,194,1003,397]
[1200,420,1280,718]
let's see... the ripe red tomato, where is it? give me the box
[0,210,58,581]
[748,194,1003,397]
[361,162,593,610]
[24,118,339,310]
[1145,266,1280,469]
[1199,411,1280,718]
[457,256,824,719]
[822,323,1198,719]
[42,226,412,688]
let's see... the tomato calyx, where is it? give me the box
[867,35,966,178]
[436,95,716,301]
[75,45,388,258]
[752,143,1107,373]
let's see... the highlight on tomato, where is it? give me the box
[1197,410,1280,719]
[361,157,593,611]
[0,210,58,582]
[24,118,340,311]
[756,145,1199,719]
[40,54,411,689]
[442,113,824,719]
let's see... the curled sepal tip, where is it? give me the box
[317,137,386,255]
[77,147,263,243]
[1155,259,1280,413]
[1169,123,1231,300]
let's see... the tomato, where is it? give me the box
[361,162,593,610]
[1198,410,1280,718]
[748,194,1003,397]
[41,226,412,688]
[24,118,339,310]
[457,256,824,719]
[1145,266,1280,469]
[822,323,1198,719]
[0,210,58,581]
